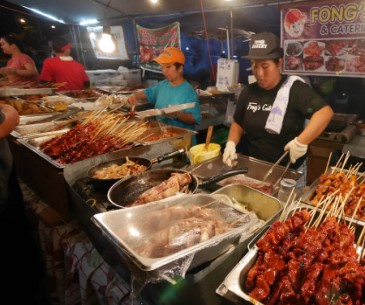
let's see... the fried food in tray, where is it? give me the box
[59,89,102,100]
[138,126,195,144]
[91,158,148,180]
[304,162,365,221]
[218,174,274,195]
[0,99,55,115]
[217,206,365,305]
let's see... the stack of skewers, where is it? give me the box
[39,106,150,164]
[244,195,365,304]
[310,152,365,221]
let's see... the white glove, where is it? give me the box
[223,141,237,167]
[284,137,308,163]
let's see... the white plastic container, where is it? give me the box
[277,178,296,203]
[216,58,239,92]
[118,69,142,86]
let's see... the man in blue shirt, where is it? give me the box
[128,47,201,145]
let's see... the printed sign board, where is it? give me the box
[136,22,180,73]
[281,0,365,77]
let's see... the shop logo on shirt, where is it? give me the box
[247,102,272,112]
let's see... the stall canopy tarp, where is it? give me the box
[5,0,307,28]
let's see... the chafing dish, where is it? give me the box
[18,131,70,168]
[189,155,302,191]
[92,185,282,273]
[137,125,196,147]
[301,166,365,224]
[19,113,56,125]
[217,205,365,304]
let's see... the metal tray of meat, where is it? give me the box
[300,166,365,223]
[216,206,365,304]
[18,131,71,169]
[138,125,196,146]
[58,89,103,101]
[189,155,302,186]
[92,191,276,272]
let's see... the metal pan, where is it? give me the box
[107,167,248,208]
[87,149,185,188]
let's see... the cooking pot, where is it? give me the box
[107,167,248,208]
[87,149,185,188]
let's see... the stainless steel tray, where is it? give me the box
[19,113,57,125]
[58,89,102,101]
[92,192,266,272]
[138,125,196,146]
[217,206,365,304]
[18,131,70,169]
[12,122,69,138]
[189,155,302,185]
[0,87,55,96]
[300,166,365,224]
[213,184,282,222]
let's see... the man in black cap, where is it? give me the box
[222,32,333,189]
[40,37,90,91]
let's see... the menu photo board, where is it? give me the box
[281,0,365,78]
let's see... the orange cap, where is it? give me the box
[154,47,185,65]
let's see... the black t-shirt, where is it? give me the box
[233,76,328,168]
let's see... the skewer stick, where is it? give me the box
[356,225,365,262]
[313,197,332,229]
[333,152,345,173]
[307,202,322,231]
[340,151,350,173]
[357,225,365,249]
[324,152,332,174]
[348,197,363,227]
[359,235,365,263]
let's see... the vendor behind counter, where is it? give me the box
[127,47,201,146]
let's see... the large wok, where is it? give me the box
[87,149,185,188]
[107,167,248,208]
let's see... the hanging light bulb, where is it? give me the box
[98,26,116,53]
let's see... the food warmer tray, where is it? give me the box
[92,188,282,272]
[216,205,365,304]
[189,155,302,185]
[0,87,55,96]
[57,89,103,101]
[19,113,58,125]
[137,125,196,146]
[12,122,66,138]
[300,166,365,225]
[18,131,70,169]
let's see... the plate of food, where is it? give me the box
[284,41,303,57]
[324,40,348,56]
[303,55,324,71]
[303,40,325,57]
[348,39,365,56]
[285,56,303,70]
[325,56,345,72]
